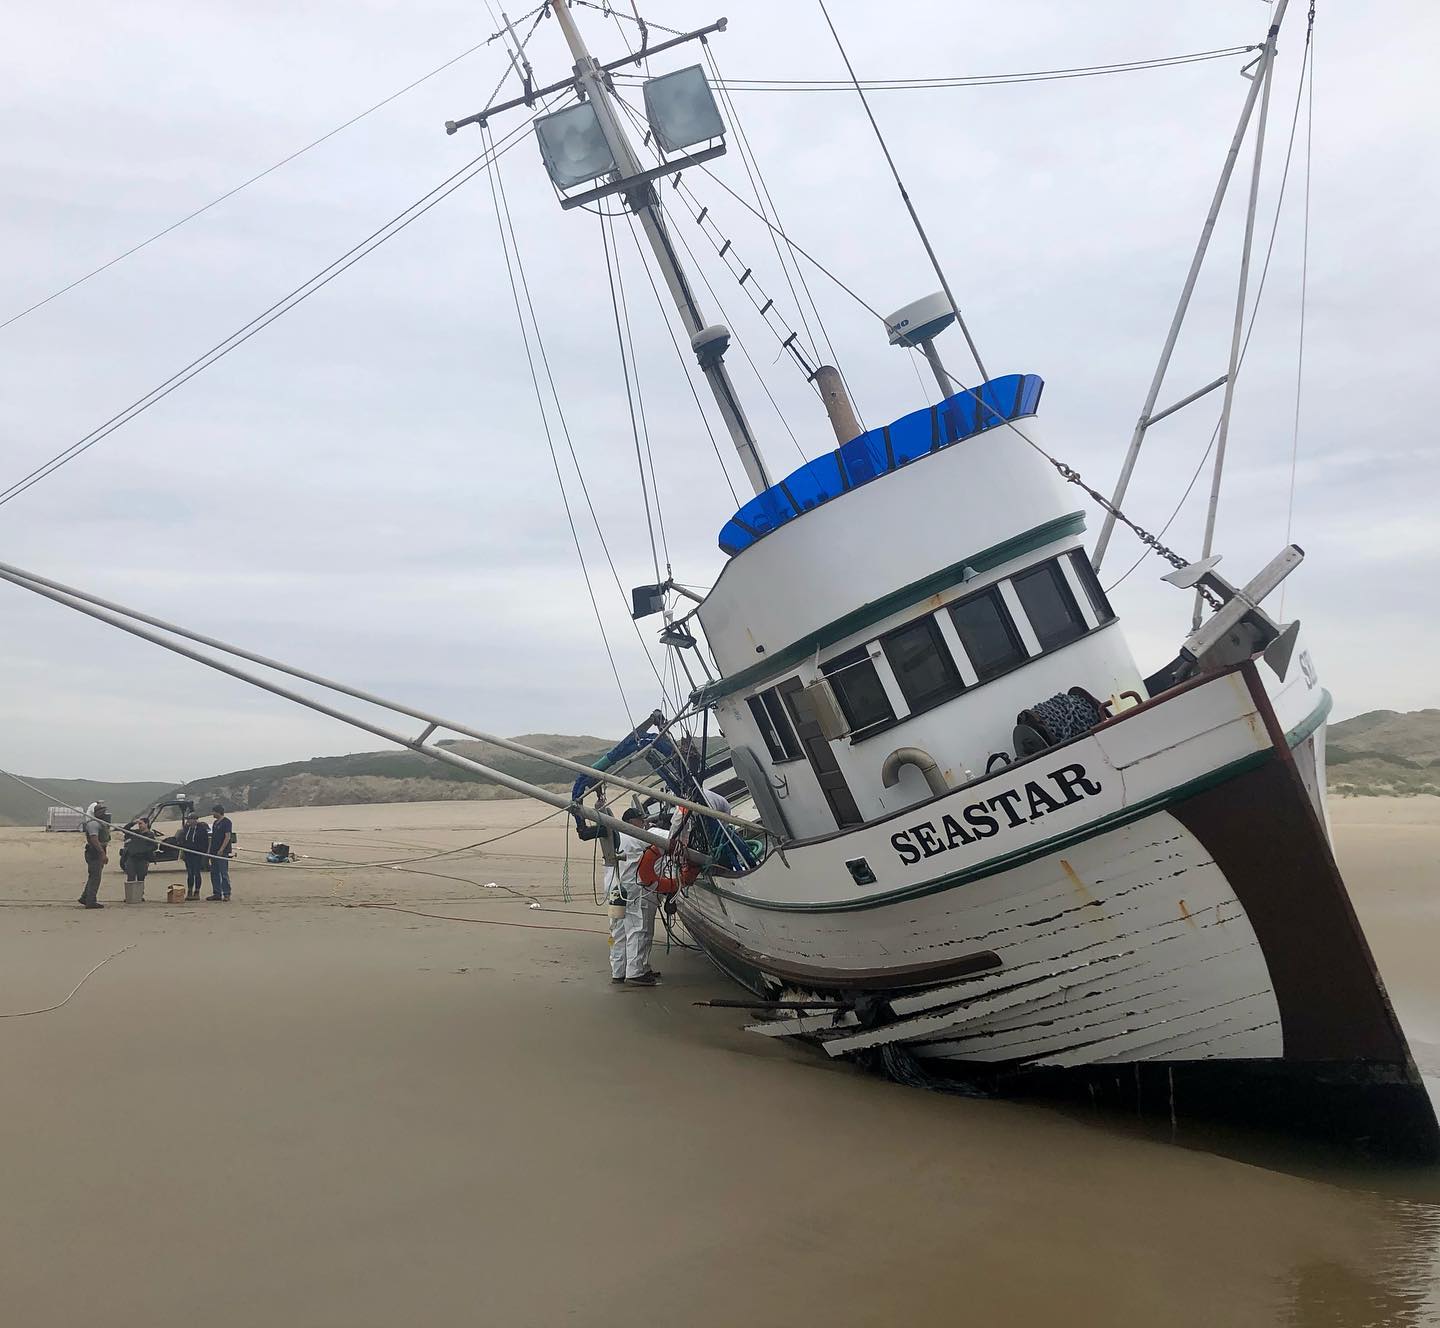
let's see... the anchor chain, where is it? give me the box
[1035,450,1225,612]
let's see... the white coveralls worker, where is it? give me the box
[619,830,657,980]
[603,845,627,981]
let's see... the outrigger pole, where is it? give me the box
[1092,0,1291,571]
[0,557,768,843]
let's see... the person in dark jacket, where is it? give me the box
[118,817,162,901]
[179,814,210,901]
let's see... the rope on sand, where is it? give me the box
[345,902,605,936]
[0,944,135,1019]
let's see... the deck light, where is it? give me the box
[642,65,725,153]
[535,102,616,189]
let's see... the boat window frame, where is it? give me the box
[820,646,898,738]
[1067,549,1116,625]
[948,584,1029,682]
[1012,559,1088,652]
[879,615,965,716]
[746,686,805,764]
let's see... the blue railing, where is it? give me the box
[717,373,1044,556]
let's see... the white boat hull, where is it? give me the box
[679,658,1436,1154]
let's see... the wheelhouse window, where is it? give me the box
[746,687,803,763]
[881,616,963,713]
[949,587,1026,681]
[1068,550,1115,624]
[1013,561,1087,651]
[821,647,896,735]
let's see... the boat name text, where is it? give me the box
[890,762,1102,866]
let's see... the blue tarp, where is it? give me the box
[718,372,1044,555]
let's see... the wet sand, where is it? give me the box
[2,795,1439,1326]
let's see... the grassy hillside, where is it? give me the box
[0,777,176,828]
[1328,709,1440,797]
[170,733,615,811]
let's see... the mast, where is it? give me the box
[1091,0,1292,570]
[1194,25,1280,629]
[549,0,773,496]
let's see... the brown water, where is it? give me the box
[1,796,1438,1326]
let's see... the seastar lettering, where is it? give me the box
[890,762,1102,866]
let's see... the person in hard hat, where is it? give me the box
[179,814,210,901]
[619,809,661,987]
[78,801,110,909]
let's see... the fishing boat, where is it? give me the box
[2,0,1433,1156]
[481,0,1436,1157]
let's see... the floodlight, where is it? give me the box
[535,102,616,189]
[642,64,725,154]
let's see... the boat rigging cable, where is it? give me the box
[600,217,667,585]
[609,91,822,391]
[624,46,1260,93]
[1280,2,1315,621]
[621,215,741,506]
[0,115,541,513]
[480,119,639,728]
[481,10,685,714]
[1104,7,1316,598]
[480,127,682,720]
[0,21,543,334]
[701,38,848,410]
[815,0,988,382]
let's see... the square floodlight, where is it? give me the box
[642,64,725,154]
[535,102,616,190]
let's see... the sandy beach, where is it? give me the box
[3,795,1440,1326]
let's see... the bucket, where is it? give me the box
[123,878,144,904]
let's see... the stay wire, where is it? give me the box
[614,232,671,572]
[481,123,638,729]
[1105,14,1316,596]
[701,41,859,428]
[681,167,884,321]
[702,42,823,378]
[625,45,1258,92]
[0,30,535,334]
[611,91,821,398]
[622,214,740,507]
[483,124,679,715]
[815,0,988,381]
[0,116,539,512]
[1280,5,1314,620]
[600,218,665,584]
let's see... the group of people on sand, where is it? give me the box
[77,800,235,908]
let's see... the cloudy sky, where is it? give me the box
[2,0,1437,782]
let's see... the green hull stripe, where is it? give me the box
[696,511,1087,706]
[700,748,1273,914]
[1284,689,1332,750]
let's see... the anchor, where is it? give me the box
[1163,544,1304,679]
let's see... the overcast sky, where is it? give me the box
[2,0,1437,782]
